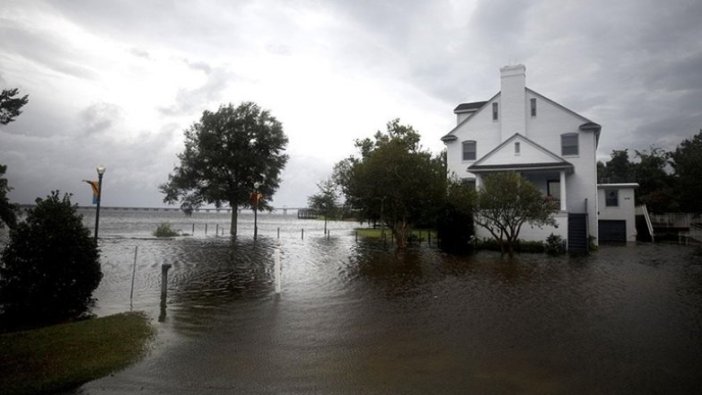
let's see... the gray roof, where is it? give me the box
[453,101,488,113]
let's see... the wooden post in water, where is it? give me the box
[192,223,195,235]
[160,263,172,322]
[274,246,282,294]
[301,228,304,240]
[205,223,208,235]
[277,227,280,239]
[130,246,138,310]
[216,224,219,237]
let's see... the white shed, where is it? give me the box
[597,183,638,243]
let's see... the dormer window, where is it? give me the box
[492,102,498,121]
[462,140,476,161]
[514,142,520,155]
[561,133,579,156]
[530,98,537,117]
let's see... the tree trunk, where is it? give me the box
[394,220,409,249]
[230,206,238,237]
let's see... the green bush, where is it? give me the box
[0,191,102,330]
[153,223,179,237]
[545,233,566,256]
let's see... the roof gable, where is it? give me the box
[441,93,499,141]
[468,133,573,172]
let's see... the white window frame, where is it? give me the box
[462,140,477,161]
[561,133,579,156]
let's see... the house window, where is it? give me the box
[547,180,561,201]
[492,102,498,121]
[561,133,579,156]
[462,141,476,161]
[514,142,520,155]
[605,189,619,207]
[530,98,537,117]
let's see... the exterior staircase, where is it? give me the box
[568,213,588,253]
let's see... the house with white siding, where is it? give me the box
[442,65,637,251]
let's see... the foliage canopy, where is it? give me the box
[0,192,102,329]
[307,178,340,233]
[161,102,288,236]
[474,172,558,258]
[0,88,29,125]
[0,164,17,229]
[333,119,446,248]
[670,130,702,213]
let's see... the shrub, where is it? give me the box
[0,191,102,329]
[545,233,566,256]
[153,223,179,237]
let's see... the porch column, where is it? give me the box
[475,174,482,190]
[559,170,567,211]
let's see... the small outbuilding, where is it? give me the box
[597,183,638,243]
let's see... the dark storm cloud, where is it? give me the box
[0,19,97,80]
[80,103,124,136]
[159,65,232,116]
[3,0,702,207]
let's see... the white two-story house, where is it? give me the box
[442,65,606,251]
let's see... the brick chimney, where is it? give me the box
[499,64,527,141]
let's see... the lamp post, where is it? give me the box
[94,165,106,241]
[253,181,261,240]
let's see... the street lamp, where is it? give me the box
[253,181,261,240]
[94,165,106,241]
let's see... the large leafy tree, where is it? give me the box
[670,130,702,213]
[0,88,28,229]
[334,119,446,248]
[160,102,288,236]
[437,177,475,254]
[161,102,289,237]
[633,147,676,213]
[474,172,558,258]
[0,164,17,229]
[0,192,102,329]
[597,149,634,183]
[307,178,340,234]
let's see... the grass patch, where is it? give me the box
[0,311,154,395]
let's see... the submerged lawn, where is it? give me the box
[355,227,437,241]
[0,311,154,395]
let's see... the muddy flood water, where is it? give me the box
[63,209,702,394]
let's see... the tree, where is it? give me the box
[0,191,102,329]
[0,89,28,229]
[670,130,702,213]
[334,119,446,248]
[160,102,289,237]
[307,178,340,234]
[474,172,558,258]
[437,177,475,254]
[633,147,675,213]
[0,164,17,229]
[597,149,634,183]
[0,88,29,125]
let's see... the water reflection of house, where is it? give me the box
[442,65,639,251]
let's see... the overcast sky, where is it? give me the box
[1,0,701,208]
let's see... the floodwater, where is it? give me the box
[61,210,702,393]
